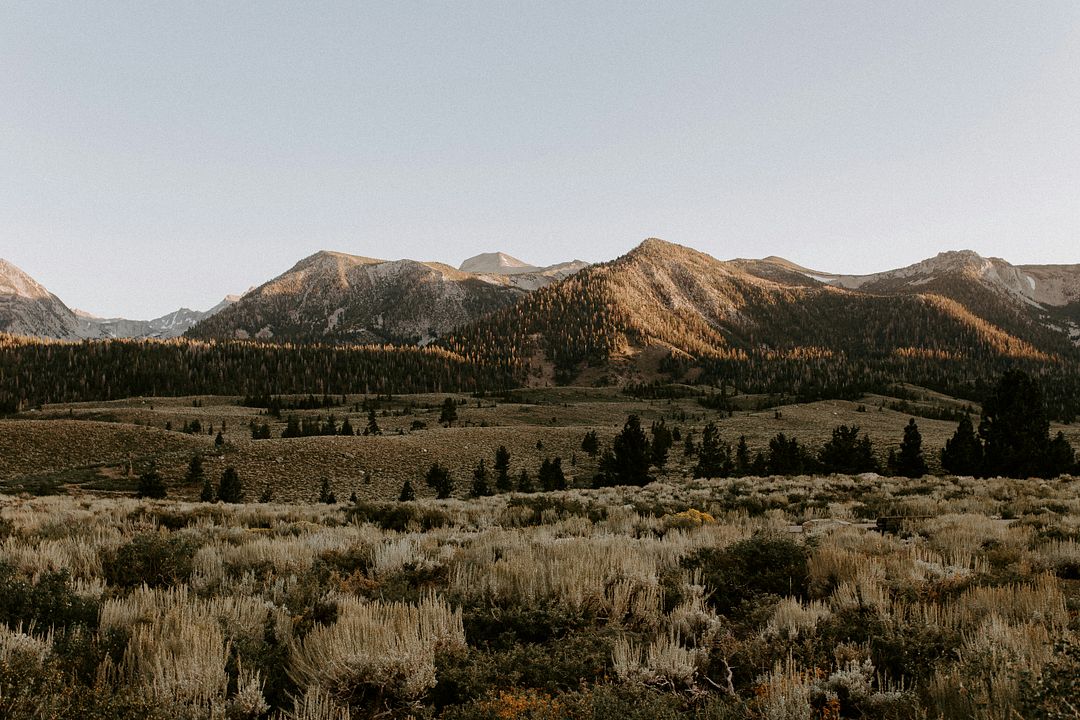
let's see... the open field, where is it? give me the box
[0,472,1079,719]
[3,386,1078,503]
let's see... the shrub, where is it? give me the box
[345,501,451,532]
[0,563,100,630]
[681,534,809,618]
[102,532,200,589]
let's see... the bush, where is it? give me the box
[346,501,452,531]
[681,534,809,618]
[102,532,200,588]
[0,564,99,630]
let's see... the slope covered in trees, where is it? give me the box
[443,239,1080,418]
[0,334,508,409]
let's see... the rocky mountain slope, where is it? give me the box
[74,296,240,339]
[0,259,83,339]
[187,251,588,344]
[0,258,236,340]
[445,239,1079,389]
[742,250,1080,348]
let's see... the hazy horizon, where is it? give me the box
[4,2,1079,318]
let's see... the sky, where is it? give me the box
[2,1,1079,318]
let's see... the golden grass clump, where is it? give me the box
[119,603,231,711]
[100,585,279,646]
[612,631,707,689]
[289,594,465,701]
[764,598,832,640]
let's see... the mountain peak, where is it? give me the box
[459,252,538,275]
[0,259,54,301]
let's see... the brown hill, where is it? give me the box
[444,239,1075,397]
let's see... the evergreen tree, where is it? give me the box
[734,435,751,476]
[1047,432,1076,478]
[941,414,984,476]
[214,431,225,447]
[818,425,878,474]
[580,430,599,457]
[137,465,167,499]
[258,484,273,503]
[217,467,243,503]
[186,453,209,497]
[470,459,492,497]
[424,463,453,499]
[890,419,928,478]
[399,479,416,502]
[650,419,673,468]
[318,477,336,504]
[597,415,651,486]
[767,433,813,475]
[364,409,381,436]
[683,432,696,457]
[539,457,567,491]
[439,397,458,425]
[693,422,733,479]
[340,417,355,436]
[517,468,534,493]
[494,445,512,492]
[980,370,1053,478]
[282,416,301,439]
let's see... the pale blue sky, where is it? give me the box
[2,1,1079,318]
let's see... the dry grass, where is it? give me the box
[14,386,1080,505]
[0,459,1078,717]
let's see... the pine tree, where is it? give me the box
[890,419,928,478]
[767,433,813,476]
[137,465,167,499]
[581,430,599,457]
[683,433,696,457]
[494,445,512,492]
[424,463,453,499]
[734,435,751,476]
[941,414,984,477]
[399,479,416,502]
[217,467,243,503]
[364,409,381,436]
[214,431,225,447]
[282,416,301,439]
[597,415,651,486]
[439,397,458,425]
[340,417,355,436]
[318,477,336,504]
[980,370,1054,478]
[517,468,534,493]
[818,426,878,474]
[650,419,673,468]
[539,457,567,491]
[693,423,733,479]
[470,460,492,497]
[1047,432,1076,478]
[187,454,210,499]
[258,484,273,503]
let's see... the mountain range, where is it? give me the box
[186,251,587,344]
[0,258,237,340]
[3,242,1080,370]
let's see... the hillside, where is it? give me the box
[746,250,1080,350]
[444,239,1080,415]
[187,250,585,344]
[0,258,238,340]
[0,259,83,339]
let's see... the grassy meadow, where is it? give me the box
[0,386,1078,718]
